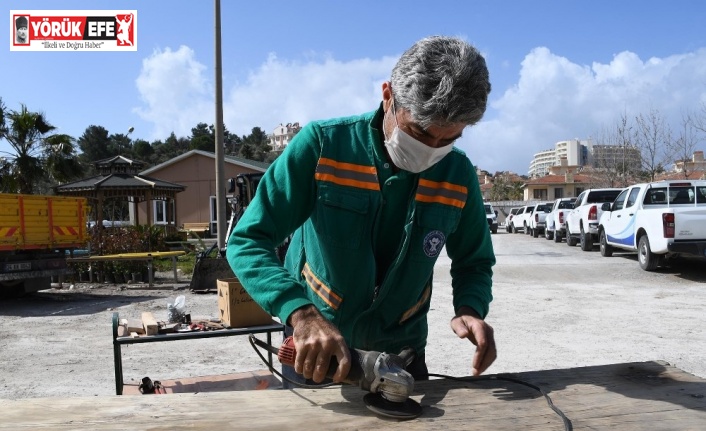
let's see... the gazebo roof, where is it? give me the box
[56,173,185,192]
[55,155,185,199]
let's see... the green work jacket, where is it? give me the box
[227,106,495,355]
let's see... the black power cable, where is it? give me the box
[249,335,572,430]
[427,372,572,431]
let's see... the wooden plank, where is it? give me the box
[121,370,281,395]
[116,319,129,337]
[66,251,185,262]
[0,361,703,430]
[157,322,179,334]
[116,324,127,337]
[141,312,158,336]
[126,319,144,335]
[182,222,210,231]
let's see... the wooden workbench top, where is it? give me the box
[1,361,704,430]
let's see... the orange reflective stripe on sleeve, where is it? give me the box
[315,158,380,191]
[399,284,431,324]
[415,178,467,208]
[302,263,342,310]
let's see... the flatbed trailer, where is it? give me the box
[0,193,88,295]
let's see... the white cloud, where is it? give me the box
[223,53,396,135]
[134,45,213,139]
[462,47,706,174]
[134,45,706,176]
[134,48,396,140]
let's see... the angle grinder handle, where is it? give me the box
[277,336,364,384]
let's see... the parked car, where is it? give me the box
[528,202,553,238]
[545,197,576,242]
[565,188,624,250]
[484,203,498,234]
[511,205,534,234]
[505,207,522,233]
[598,180,706,270]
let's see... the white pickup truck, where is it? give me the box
[598,180,706,270]
[545,197,577,242]
[510,204,534,234]
[527,202,552,238]
[565,188,623,251]
[484,203,498,234]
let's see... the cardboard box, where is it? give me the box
[217,278,273,328]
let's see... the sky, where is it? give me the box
[3,0,706,175]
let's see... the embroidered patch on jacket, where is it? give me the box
[423,230,445,257]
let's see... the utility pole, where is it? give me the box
[214,0,227,251]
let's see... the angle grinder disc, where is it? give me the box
[363,393,422,420]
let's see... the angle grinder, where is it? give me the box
[253,335,423,419]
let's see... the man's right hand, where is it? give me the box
[288,305,351,383]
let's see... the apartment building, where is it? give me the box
[528,138,588,177]
[269,122,301,153]
[523,159,592,200]
[674,150,706,173]
[589,144,641,172]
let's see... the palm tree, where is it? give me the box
[0,99,82,194]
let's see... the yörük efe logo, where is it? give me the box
[10,10,137,52]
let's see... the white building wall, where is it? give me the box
[529,139,591,177]
[269,122,301,152]
[674,150,706,172]
[555,139,584,165]
[529,148,557,178]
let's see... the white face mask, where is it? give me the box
[384,103,454,173]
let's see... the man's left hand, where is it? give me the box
[450,306,496,376]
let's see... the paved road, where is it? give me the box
[426,228,706,379]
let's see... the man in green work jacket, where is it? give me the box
[227,35,496,383]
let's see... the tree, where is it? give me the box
[488,174,524,201]
[0,100,82,194]
[238,127,271,161]
[109,132,133,157]
[189,122,238,153]
[227,133,243,155]
[43,134,83,188]
[690,102,706,135]
[591,112,640,187]
[77,125,112,163]
[132,139,153,161]
[151,132,190,164]
[668,112,701,178]
[592,124,622,187]
[264,151,280,164]
[189,122,214,152]
[634,108,672,182]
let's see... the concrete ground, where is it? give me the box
[0,229,704,399]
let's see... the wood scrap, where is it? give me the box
[117,323,128,337]
[141,312,159,336]
[196,320,225,330]
[158,322,180,334]
[127,319,145,335]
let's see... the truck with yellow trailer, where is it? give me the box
[0,193,88,297]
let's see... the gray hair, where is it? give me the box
[390,36,491,128]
